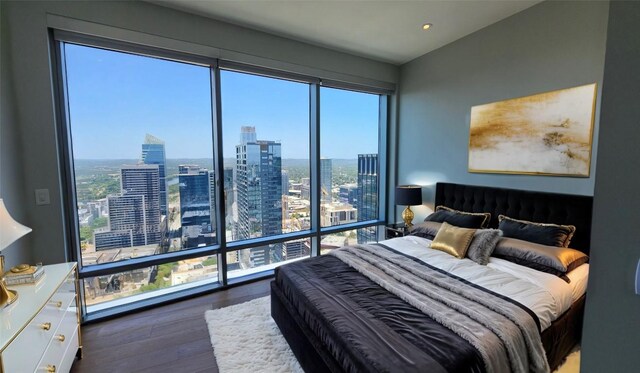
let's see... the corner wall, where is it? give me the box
[581,2,640,370]
[397,0,609,220]
[0,3,31,268]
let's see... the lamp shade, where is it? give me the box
[0,199,31,251]
[395,185,422,206]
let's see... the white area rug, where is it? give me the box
[205,296,303,373]
[205,296,580,373]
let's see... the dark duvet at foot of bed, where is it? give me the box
[271,255,485,373]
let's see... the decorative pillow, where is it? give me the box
[408,221,442,240]
[424,206,491,229]
[493,237,589,282]
[431,222,477,259]
[466,229,503,265]
[498,215,576,247]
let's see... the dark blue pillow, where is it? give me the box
[424,206,490,229]
[498,215,576,247]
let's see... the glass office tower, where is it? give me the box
[142,134,168,216]
[235,127,283,266]
[320,158,332,203]
[356,154,378,243]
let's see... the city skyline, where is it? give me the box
[76,128,378,306]
[63,41,382,308]
[64,42,379,160]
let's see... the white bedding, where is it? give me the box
[565,263,589,302]
[382,235,587,331]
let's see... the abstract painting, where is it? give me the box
[468,83,597,177]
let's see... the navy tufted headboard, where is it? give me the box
[435,183,593,254]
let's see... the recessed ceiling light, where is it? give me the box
[422,23,433,31]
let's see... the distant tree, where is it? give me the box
[91,217,108,229]
[202,257,217,267]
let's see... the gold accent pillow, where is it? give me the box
[431,222,477,258]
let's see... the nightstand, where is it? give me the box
[385,223,408,239]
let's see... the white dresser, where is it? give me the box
[0,263,81,373]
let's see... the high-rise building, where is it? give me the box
[339,184,358,204]
[209,171,216,230]
[281,170,290,226]
[121,164,162,244]
[235,129,283,240]
[320,158,332,203]
[240,126,257,144]
[300,177,310,200]
[283,239,310,260]
[321,203,358,226]
[235,128,283,266]
[94,194,146,250]
[142,134,168,216]
[93,229,133,251]
[223,167,234,209]
[281,170,289,196]
[178,165,216,247]
[179,165,213,227]
[356,154,378,244]
[223,167,235,236]
[93,164,162,251]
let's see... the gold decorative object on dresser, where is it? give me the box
[0,263,82,373]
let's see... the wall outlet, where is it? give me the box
[35,189,50,205]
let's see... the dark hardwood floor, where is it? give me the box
[71,279,272,373]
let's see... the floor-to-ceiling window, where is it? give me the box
[220,69,311,279]
[319,87,381,251]
[54,33,389,319]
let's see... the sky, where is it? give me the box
[65,43,379,160]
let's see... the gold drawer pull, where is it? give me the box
[45,365,56,372]
[40,322,51,331]
[56,334,65,342]
[51,300,63,308]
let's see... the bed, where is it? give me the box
[271,182,592,373]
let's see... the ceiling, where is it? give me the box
[153,0,541,65]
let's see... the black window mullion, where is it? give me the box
[211,65,228,286]
[378,94,389,240]
[319,220,384,236]
[309,83,321,256]
[77,245,222,278]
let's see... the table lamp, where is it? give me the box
[0,198,32,307]
[395,185,422,229]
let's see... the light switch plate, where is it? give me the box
[35,189,50,205]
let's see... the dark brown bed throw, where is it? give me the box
[274,243,550,373]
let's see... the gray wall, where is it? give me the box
[397,0,609,220]
[581,1,640,371]
[1,0,398,264]
[0,5,31,268]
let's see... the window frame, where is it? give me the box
[51,30,390,322]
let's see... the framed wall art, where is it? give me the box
[468,83,597,177]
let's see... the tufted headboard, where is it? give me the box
[434,183,594,254]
